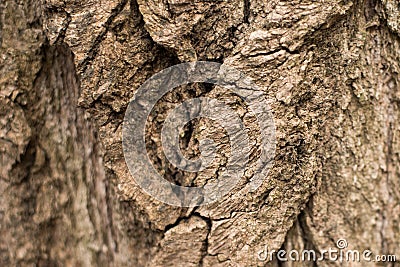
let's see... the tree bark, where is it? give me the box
[1,0,399,266]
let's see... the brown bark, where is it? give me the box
[1,0,399,266]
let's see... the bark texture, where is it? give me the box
[1,0,400,266]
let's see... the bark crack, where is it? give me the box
[246,47,300,58]
[55,11,71,44]
[197,212,212,267]
[243,0,250,24]
[78,0,129,73]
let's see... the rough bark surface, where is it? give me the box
[1,0,399,266]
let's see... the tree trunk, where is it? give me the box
[1,0,399,266]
